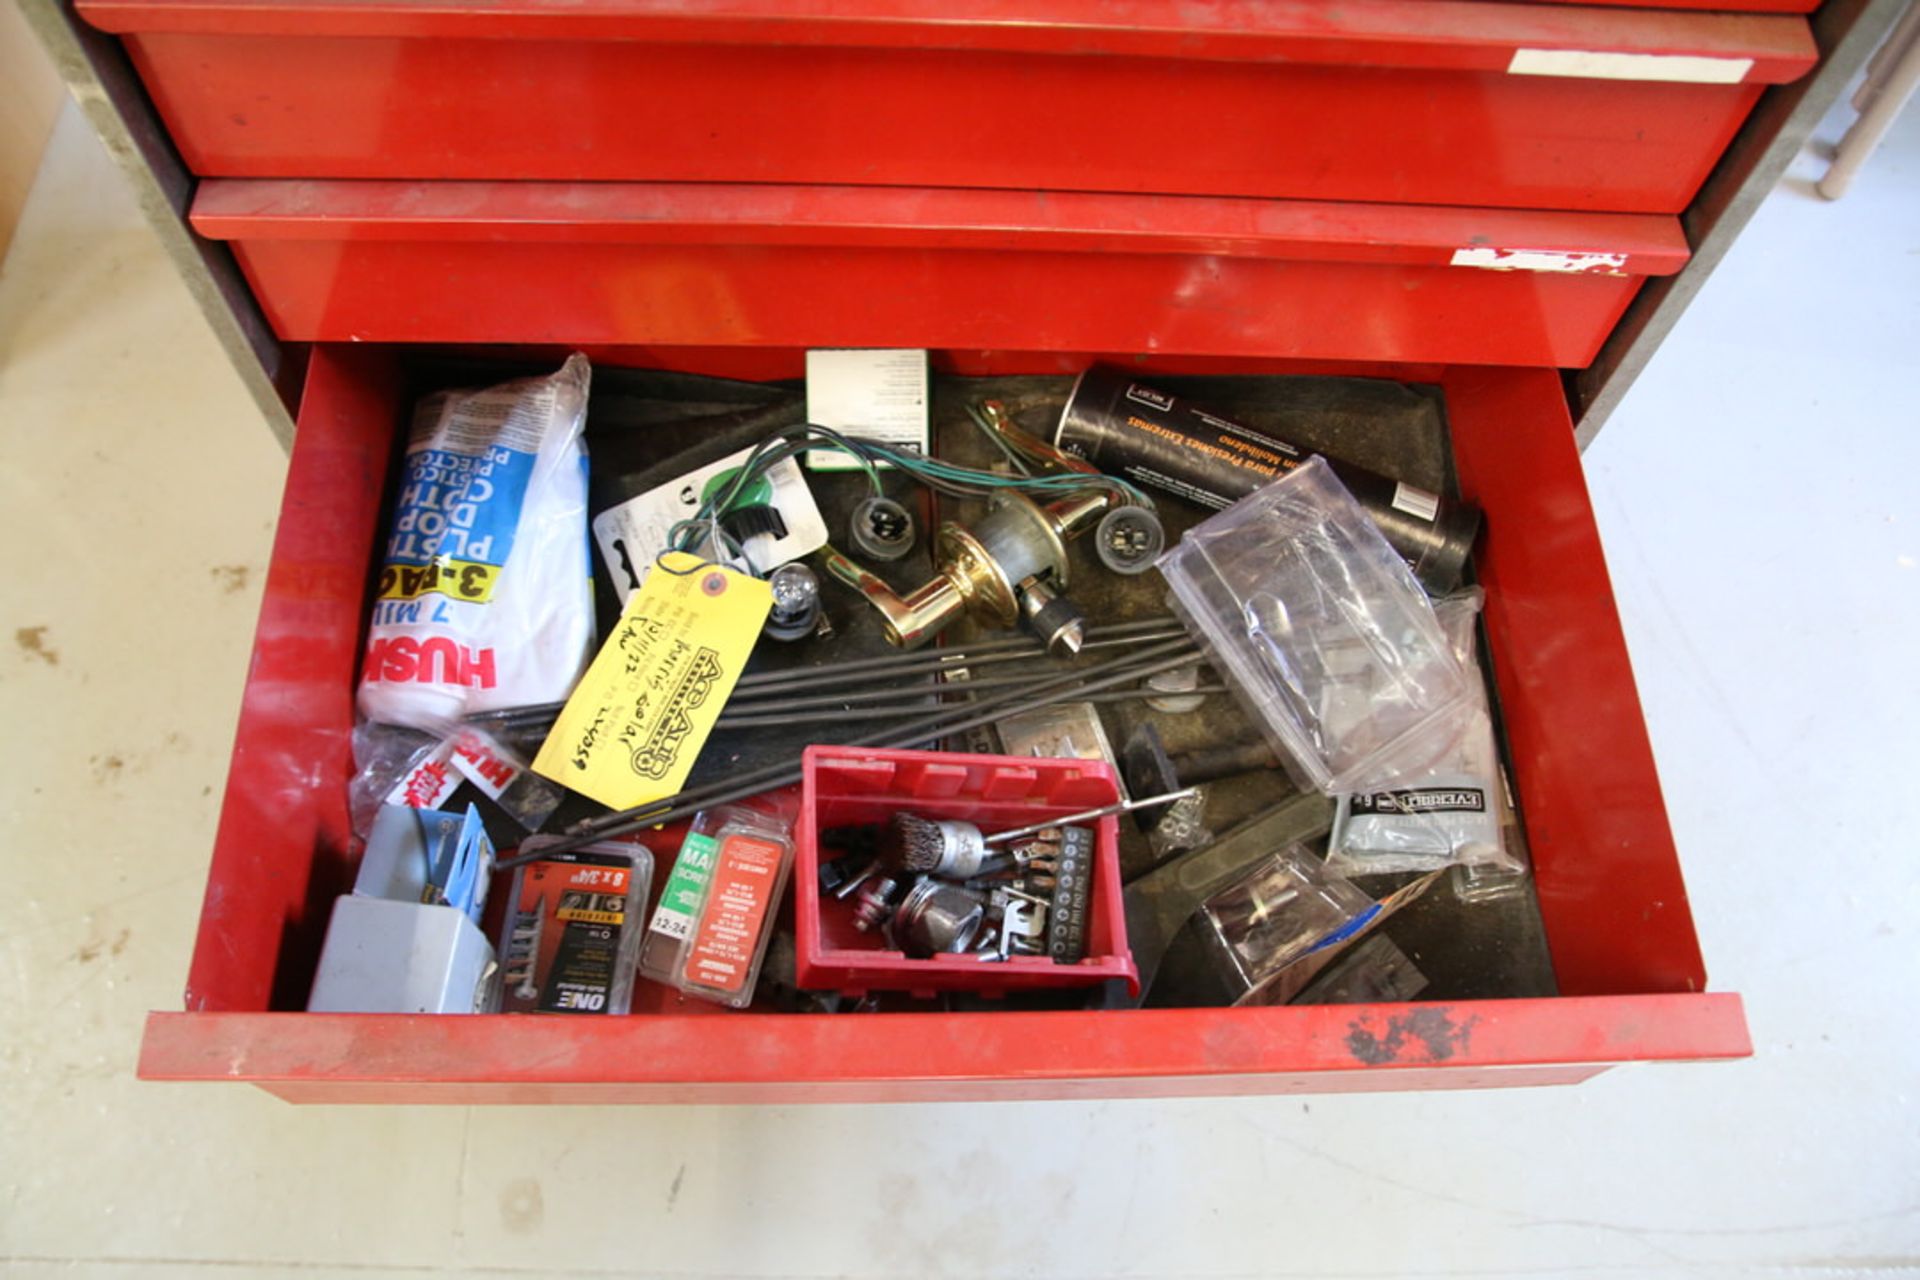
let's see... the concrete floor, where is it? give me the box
[1,90,1916,1278]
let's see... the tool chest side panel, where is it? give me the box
[138,993,1751,1100]
[182,346,397,1014]
[1445,365,1706,998]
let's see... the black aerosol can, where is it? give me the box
[1055,364,1481,592]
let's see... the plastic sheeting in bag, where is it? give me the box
[357,355,595,731]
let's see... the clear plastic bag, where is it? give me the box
[347,721,444,839]
[357,355,595,732]
[445,727,565,832]
[1327,589,1524,878]
[347,722,563,840]
[1158,456,1469,794]
[1452,764,1532,903]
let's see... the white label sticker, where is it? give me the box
[1450,247,1629,276]
[592,447,828,605]
[1392,482,1441,524]
[805,348,929,471]
[448,729,522,803]
[1507,49,1752,84]
[385,740,459,810]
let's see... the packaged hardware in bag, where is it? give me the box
[1200,844,1376,1004]
[358,355,595,731]
[1327,590,1523,878]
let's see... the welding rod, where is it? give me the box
[725,627,1185,703]
[467,617,1181,728]
[711,682,1230,729]
[496,638,1198,867]
[507,643,1202,864]
[737,614,1176,685]
[571,635,1191,837]
[721,647,1200,717]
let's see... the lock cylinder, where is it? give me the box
[823,489,1112,653]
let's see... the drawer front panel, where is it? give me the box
[192,180,1688,369]
[87,1,1815,213]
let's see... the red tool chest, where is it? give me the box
[63,0,1812,1101]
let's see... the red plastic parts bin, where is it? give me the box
[796,746,1138,998]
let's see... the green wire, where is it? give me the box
[964,402,1034,477]
[656,421,1153,577]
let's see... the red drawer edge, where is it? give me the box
[138,994,1752,1103]
[78,0,1815,84]
[189,181,1693,278]
[190,183,1684,365]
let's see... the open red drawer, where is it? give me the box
[137,345,1749,1103]
[190,180,1690,369]
[81,0,1813,214]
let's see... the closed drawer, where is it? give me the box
[191,180,1690,369]
[138,344,1748,1103]
[82,0,1814,213]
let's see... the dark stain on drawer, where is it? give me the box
[1346,1007,1476,1065]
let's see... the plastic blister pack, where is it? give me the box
[1157,457,1469,795]
[639,797,797,987]
[498,837,653,1015]
[670,812,796,1009]
[1200,844,1375,1005]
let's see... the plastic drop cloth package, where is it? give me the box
[358,355,595,731]
[1327,589,1522,877]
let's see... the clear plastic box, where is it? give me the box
[1157,456,1470,794]
[1200,844,1376,1005]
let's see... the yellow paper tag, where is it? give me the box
[533,552,771,811]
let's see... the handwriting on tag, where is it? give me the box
[533,552,771,811]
